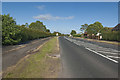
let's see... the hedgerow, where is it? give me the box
[101,31,120,42]
[2,14,52,45]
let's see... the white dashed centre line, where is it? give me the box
[107,56,120,59]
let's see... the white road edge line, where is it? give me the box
[85,47,118,64]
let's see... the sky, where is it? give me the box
[2,2,118,34]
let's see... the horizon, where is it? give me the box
[2,2,118,34]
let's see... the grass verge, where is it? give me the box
[3,37,60,78]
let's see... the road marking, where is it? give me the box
[85,47,118,64]
[65,37,119,64]
[97,51,118,54]
[107,56,120,59]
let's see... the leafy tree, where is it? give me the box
[70,30,76,35]
[21,24,26,27]
[79,21,120,41]
[100,27,112,33]
[25,23,29,28]
[86,21,103,35]
[80,24,88,33]
[29,21,46,32]
[46,29,50,33]
[64,34,69,36]
[2,14,21,45]
[2,14,52,45]
[53,31,61,36]
[94,21,103,32]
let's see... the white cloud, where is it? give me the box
[33,14,74,20]
[37,5,45,10]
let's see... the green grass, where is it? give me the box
[4,37,60,78]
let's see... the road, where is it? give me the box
[2,37,51,71]
[59,36,118,78]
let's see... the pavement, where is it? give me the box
[2,37,51,71]
[59,36,118,78]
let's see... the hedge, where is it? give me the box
[101,31,120,42]
[73,34,81,37]
[2,14,52,45]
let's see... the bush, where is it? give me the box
[2,14,52,45]
[73,34,81,37]
[101,31,120,41]
[2,14,22,45]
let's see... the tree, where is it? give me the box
[2,14,52,45]
[25,23,29,28]
[80,24,88,33]
[53,31,61,36]
[86,21,103,35]
[70,30,76,35]
[46,29,50,33]
[100,27,112,33]
[29,21,47,32]
[21,24,26,27]
[2,14,21,45]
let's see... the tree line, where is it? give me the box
[70,21,120,41]
[2,14,119,45]
[2,14,54,45]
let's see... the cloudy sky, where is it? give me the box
[2,2,118,34]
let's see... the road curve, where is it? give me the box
[59,37,118,78]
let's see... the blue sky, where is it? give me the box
[2,2,118,34]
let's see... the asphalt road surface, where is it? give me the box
[59,36,118,78]
[2,37,51,71]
